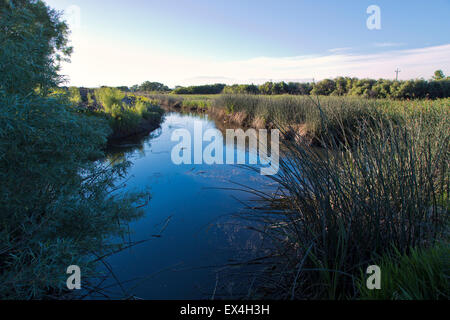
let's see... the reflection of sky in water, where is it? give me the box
[96,113,276,299]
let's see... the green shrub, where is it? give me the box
[0,0,149,299]
[135,100,164,120]
[311,79,337,96]
[172,83,226,94]
[68,87,82,106]
[92,92,164,136]
[137,81,169,92]
[0,93,145,299]
[50,87,69,98]
[105,103,141,134]
[167,75,450,99]
[0,0,72,95]
[135,100,152,118]
[94,87,125,111]
[87,91,95,105]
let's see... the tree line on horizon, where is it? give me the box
[208,73,449,99]
[116,70,449,100]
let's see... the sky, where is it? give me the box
[44,0,450,88]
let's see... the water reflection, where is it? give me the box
[96,112,274,299]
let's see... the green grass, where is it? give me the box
[94,87,125,110]
[358,245,449,300]
[76,88,166,138]
[144,93,216,109]
[68,87,82,106]
[143,93,449,145]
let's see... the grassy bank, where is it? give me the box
[61,87,165,141]
[142,93,449,145]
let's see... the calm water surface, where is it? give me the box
[96,112,275,299]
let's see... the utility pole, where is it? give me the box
[395,68,401,81]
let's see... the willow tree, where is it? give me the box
[0,0,145,299]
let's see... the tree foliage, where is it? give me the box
[171,83,226,94]
[433,70,445,81]
[135,81,169,92]
[220,75,450,99]
[0,0,72,94]
[0,0,148,299]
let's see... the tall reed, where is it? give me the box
[241,102,449,299]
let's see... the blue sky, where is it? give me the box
[44,0,450,87]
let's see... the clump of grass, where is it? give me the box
[241,102,449,299]
[68,87,82,106]
[181,99,212,110]
[87,91,95,106]
[95,87,126,111]
[144,93,182,108]
[91,88,164,138]
[106,103,142,134]
[143,93,216,110]
[357,245,449,300]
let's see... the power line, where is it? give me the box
[395,68,401,81]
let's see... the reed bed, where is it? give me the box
[144,93,449,146]
[237,102,449,299]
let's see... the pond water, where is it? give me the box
[95,112,277,299]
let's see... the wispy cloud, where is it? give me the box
[62,36,450,87]
[328,47,353,53]
[373,42,406,48]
